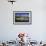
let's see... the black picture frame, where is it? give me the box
[13,11,32,25]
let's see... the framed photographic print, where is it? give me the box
[13,11,32,25]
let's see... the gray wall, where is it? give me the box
[0,0,46,41]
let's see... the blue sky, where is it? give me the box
[15,13,29,16]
